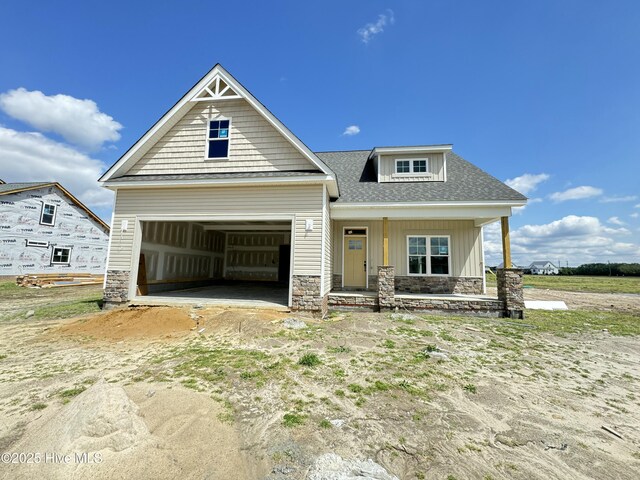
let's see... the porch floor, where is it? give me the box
[131,281,289,310]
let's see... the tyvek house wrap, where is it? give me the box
[0,186,109,276]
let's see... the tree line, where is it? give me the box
[559,263,640,276]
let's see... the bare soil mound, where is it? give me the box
[55,306,195,340]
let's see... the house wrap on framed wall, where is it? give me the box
[0,181,110,277]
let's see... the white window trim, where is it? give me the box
[406,234,451,277]
[40,202,57,226]
[204,116,232,160]
[394,158,430,176]
[51,246,71,265]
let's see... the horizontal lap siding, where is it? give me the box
[108,185,323,276]
[332,219,482,277]
[127,100,315,175]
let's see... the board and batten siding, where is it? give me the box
[332,219,482,277]
[126,99,316,175]
[378,153,445,183]
[108,185,323,276]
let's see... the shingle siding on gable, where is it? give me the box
[127,99,316,175]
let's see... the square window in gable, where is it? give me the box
[206,118,231,159]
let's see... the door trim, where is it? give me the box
[341,226,368,289]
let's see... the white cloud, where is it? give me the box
[608,216,626,226]
[0,126,113,208]
[635,204,640,209]
[483,215,639,266]
[630,212,639,219]
[549,185,603,202]
[512,197,542,215]
[0,88,122,151]
[600,194,638,203]
[505,173,549,195]
[342,125,361,136]
[357,10,395,44]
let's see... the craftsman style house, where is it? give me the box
[0,181,110,277]
[100,65,526,316]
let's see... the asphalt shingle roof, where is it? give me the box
[316,150,526,203]
[0,182,53,195]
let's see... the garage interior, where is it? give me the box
[136,221,292,307]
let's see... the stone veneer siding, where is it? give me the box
[377,266,395,310]
[103,269,130,307]
[395,296,504,317]
[496,268,525,318]
[291,275,327,315]
[394,276,483,295]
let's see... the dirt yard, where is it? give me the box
[0,285,639,479]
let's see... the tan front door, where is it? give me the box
[344,234,367,288]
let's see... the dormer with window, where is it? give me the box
[370,145,451,183]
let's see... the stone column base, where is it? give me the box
[377,265,395,311]
[291,275,327,316]
[103,269,131,309]
[497,268,525,319]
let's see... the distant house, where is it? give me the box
[528,261,559,275]
[0,180,110,278]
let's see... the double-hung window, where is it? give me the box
[407,235,450,275]
[395,158,429,174]
[206,118,230,158]
[40,203,57,226]
[51,247,71,264]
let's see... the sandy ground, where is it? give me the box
[0,289,639,479]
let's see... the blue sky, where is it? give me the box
[1,0,639,265]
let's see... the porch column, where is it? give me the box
[377,265,395,311]
[501,216,511,269]
[383,217,389,265]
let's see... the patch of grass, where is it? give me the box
[335,389,345,397]
[282,413,305,428]
[347,383,363,393]
[0,282,21,294]
[327,345,351,354]
[439,331,457,342]
[424,344,439,352]
[30,402,47,411]
[525,310,640,336]
[382,339,396,349]
[298,353,322,367]
[59,386,86,398]
[463,383,477,394]
[0,354,6,361]
[319,419,332,429]
[33,297,103,321]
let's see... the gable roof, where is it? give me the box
[316,149,527,204]
[530,261,557,267]
[0,182,110,232]
[99,64,336,184]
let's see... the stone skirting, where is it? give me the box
[395,296,504,317]
[328,293,379,310]
[377,266,395,310]
[291,275,327,315]
[497,268,525,318]
[103,269,130,307]
[394,276,483,295]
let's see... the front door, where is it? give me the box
[343,231,367,289]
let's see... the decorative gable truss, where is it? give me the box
[192,75,242,102]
